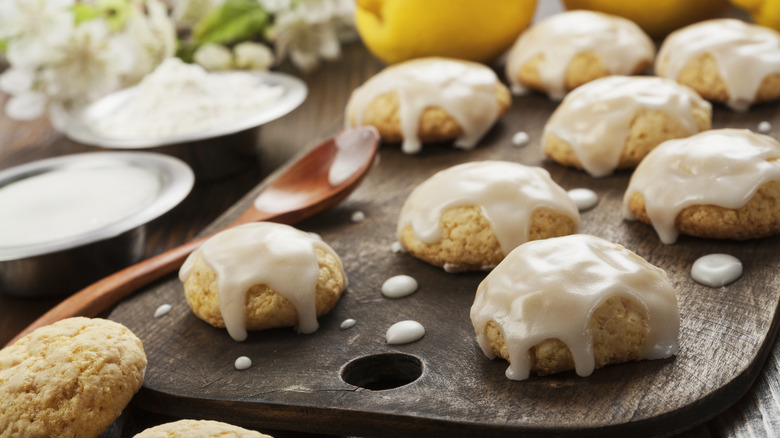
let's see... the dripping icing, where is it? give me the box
[470,234,680,380]
[544,76,711,177]
[179,222,345,341]
[656,19,780,111]
[505,10,654,100]
[397,161,580,255]
[623,129,780,244]
[346,58,503,153]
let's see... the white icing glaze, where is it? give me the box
[567,188,599,211]
[505,10,654,100]
[340,318,356,329]
[381,275,418,299]
[345,57,503,153]
[543,75,711,177]
[390,241,404,253]
[470,234,679,381]
[397,161,580,255]
[386,320,425,345]
[656,18,780,111]
[623,129,780,244]
[153,304,172,318]
[691,254,743,287]
[0,165,160,247]
[234,356,252,370]
[350,211,366,223]
[512,131,530,146]
[759,121,772,133]
[179,222,345,341]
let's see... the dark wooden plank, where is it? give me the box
[108,51,780,436]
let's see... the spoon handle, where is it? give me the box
[5,237,206,347]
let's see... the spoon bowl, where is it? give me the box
[6,127,380,347]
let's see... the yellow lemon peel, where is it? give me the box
[355,0,538,65]
[562,0,730,37]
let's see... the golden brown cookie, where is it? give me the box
[626,180,780,241]
[179,223,346,340]
[345,57,511,154]
[516,50,650,98]
[470,234,679,380]
[0,317,146,438]
[656,19,780,111]
[542,75,712,177]
[505,10,655,100]
[622,129,780,244]
[399,205,577,272]
[484,296,649,375]
[347,83,510,144]
[134,419,272,438]
[396,161,580,272]
[183,247,345,331]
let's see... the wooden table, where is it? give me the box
[2,8,780,438]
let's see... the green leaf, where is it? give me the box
[192,0,271,46]
[175,40,198,63]
[72,3,100,25]
[96,0,133,32]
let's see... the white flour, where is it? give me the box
[94,58,284,139]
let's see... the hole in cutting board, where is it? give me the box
[341,353,423,390]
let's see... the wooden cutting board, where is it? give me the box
[109,89,780,437]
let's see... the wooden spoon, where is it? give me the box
[5,127,380,347]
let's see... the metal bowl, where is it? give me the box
[0,152,194,297]
[63,70,307,182]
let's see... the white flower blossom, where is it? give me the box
[121,0,177,84]
[270,0,355,72]
[0,0,357,124]
[4,89,48,121]
[0,0,75,68]
[234,41,275,70]
[194,43,234,70]
[41,20,134,104]
[258,0,293,14]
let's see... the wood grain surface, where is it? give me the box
[107,54,780,436]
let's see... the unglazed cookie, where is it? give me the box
[397,161,580,272]
[543,75,712,177]
[345,57,511,154]
[623,129,780,244]
[656,18,780,111]
[180,222,347,341]
[505,10,654,100]
[134,419,272,437]
[471,234,679,380]
[0,317,146,438]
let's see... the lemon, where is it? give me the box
[561,0,730,37]
[731,0,780,31]
[355,0,538,65]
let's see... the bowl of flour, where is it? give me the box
[65,58,307,181]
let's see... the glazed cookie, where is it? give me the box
[345,57,511,154]
[623,129,780,244]
[543,75,712,177]
[505,10,655,100]
[180,222,346,341]
[0,317,146,438]
[471,234,680,380]
[656,18,780,111]
[134,419,272,437]
[397,161,580,272]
